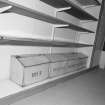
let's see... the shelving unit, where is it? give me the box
[40,0,98,20]
[0,0,102,105]
[0,0,94,33]
[58,25,94,33]
[62,8,97,20]
[0,36,93,47]
[75,0,101,5]
[0,0,67,25]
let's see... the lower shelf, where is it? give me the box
[0,67,97,105]
[0,36,93,47]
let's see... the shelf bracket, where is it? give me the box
[0,6,12,13]
[53,24,69,28]
[56,7,72,12]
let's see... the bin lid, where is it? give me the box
[63,52,88,60]
[16,54,49,67]
[46,54,67,63]
[75,53,88,59]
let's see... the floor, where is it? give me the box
[12,68,105,105]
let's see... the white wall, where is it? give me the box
[0,13,53,40]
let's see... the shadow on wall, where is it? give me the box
[99,51,105,69]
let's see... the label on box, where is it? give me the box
[23,64,49,86]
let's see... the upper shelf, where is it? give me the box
[0,36,93,47]
[75,0,101,6]
[0,0,67,25]
[58,25,94,33]
[0,0,94,33]
[40,0,98,21]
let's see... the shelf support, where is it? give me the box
[56,7,71,12]
[0,6,12,13]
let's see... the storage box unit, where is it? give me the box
[67,57,87,67]
[67,59,87,72]
[63,52,88,60]
[63,53,88,72]
[10,54,50,87]
[46,54,68,78]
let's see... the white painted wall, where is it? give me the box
[0,13,53,40]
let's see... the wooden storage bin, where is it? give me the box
[46,54,68,77]
[68,63,87,72]
[67,59,87,72]
[63,53,88,72]
[67,58,88,67]
[10,54,50,87]
[63,52,88,60]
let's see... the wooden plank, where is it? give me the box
[40,0,98,21]
[0,36,93,47]
[40,0,70,8]
[77,0,101,5]
[0,0,67,25]
[63,8,97,20]
[0,0,95,32]
[58,25,94,33]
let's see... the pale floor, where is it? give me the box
[12,68,105,105]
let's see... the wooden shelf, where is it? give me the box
[0,0,95,33]
[76,0,101,6]
[0,67,95,105]
[58,25,94,33]
[62,7,97,20]
[0,0,67,25]
[0,36,93,47]
[40,0,98,21]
